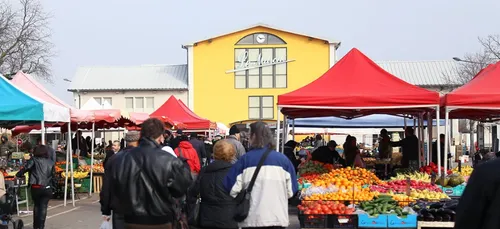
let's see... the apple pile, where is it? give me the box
[298,200,356,215]
[419,162,452,175]
[370,180,442,193]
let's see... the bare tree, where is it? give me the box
[443,35,500,86]
[0,0,53,81]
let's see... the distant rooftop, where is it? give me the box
[67,64,188,91]
[375,60,460,86]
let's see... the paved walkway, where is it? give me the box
[14,195,300,229]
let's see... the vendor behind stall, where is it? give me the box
[431,134,452,167]
[0,134,14,160]
[312,140,346,166]
[390,127,419,169]
[378,129,392,159]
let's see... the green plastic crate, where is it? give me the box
[78,178,92,193]
[58,163,78,170]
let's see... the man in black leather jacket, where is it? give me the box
[109,118,192,229]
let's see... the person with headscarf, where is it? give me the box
[284,140,301,171]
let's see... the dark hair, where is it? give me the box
[285,140,298,148]
[33,145,49,158]
[140,118,165,139]
[190,132,198,139]
[180,135,189,142]
[249,121,275,149]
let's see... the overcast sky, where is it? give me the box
[40,0,500,104]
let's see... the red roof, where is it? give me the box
[442,62,500,120]
[278,48,440,118]
[151,96,213,129]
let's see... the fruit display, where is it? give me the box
[391,171,431,182]
[410,199,457,222]
[358,195,409,217]
[78,164,104,173]
[298,200,356,215]
[298,161,333,175]
[419,162,452,175]
[452,165,473,177]
[61,171,89,179]
[370,180,442,193]
[55,166,64,173]
[408,189,449,200]
[91,153,106,160]
[302,187,378,202]
[446,174,465,187]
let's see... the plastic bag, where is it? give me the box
[100,221,112,229]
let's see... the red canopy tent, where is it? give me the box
[151,96,213,130]
[441,62,500,120]
[278,48,440,119]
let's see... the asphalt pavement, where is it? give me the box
[14,194,300,229]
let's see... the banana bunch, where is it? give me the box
[61,171,89,179]
[390,172,431,182]
[409,189,449,200]
[452,166,473,177]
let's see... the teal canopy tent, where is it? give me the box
[0,74,44,125]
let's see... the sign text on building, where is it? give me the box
[226,51,295,73]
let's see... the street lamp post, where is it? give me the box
[452,57,483,65]
[64,78,81,108]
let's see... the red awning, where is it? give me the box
[278,48,440,118]
[151,96,213,130]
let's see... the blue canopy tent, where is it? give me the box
[0,75,44,126]
[292,114,445,128]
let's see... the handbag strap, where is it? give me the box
[178,148,184,157]
[247,148,272,192]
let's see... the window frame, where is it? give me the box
[248,96,274,120]
[234,47,288,89]
[235,33,287,45]
[93,97,113,107]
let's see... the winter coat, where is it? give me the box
[191,160,238,229]
[189,138,207,166]
[175,141,201,174]
[455,158,500,229]
[224,147,298,228]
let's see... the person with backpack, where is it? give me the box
[223,121,298,228]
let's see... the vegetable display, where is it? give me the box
[358,195,408,217]
[411,199,457,222]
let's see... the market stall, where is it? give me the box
[295,158,470,229]
[151,95,216,131]
[0,73,70,211]
[277,48,442,169]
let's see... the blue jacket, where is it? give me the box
[224,147,298,227]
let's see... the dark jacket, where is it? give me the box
[16,156,56,188]
[189,138,207,166]
[455,158,500,229]
[103,149,115,170]
[190,160,238,229]
[431,141,451,167]
[312,146,346,166]
[110,137,192,225]
[170,136,182,150]
[71,137,87,156]
[391,135,419,168]
[284,146,300,171]
[100,146,135,215]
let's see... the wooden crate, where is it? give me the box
[417,221,454,229]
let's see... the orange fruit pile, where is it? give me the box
[312,167,381,189]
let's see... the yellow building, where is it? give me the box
[182,24,341,127]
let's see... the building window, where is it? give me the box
[93,97,112,107]
[236,33,286,45]
[234,48,287,89]
[248,96,274,120]
[125,97,155,112]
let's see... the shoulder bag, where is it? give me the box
[234,148,272,222]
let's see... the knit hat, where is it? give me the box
[125,131,140,142]
[229,125,240,135]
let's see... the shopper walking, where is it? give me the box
[190,140,238,229]
[224,121,298,228]
[16,145,56,229]
[101,131,140,229]
[226,125,246,163]
[103,140,121,170]
[109,118,193,229]
[190,133,207,167]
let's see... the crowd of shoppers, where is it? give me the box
[99,119,299,229]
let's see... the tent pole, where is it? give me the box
[276,107,281,152]
[64,123,71,206]
[282,116,287,151]
[417,116,421,167]
[292,119,295,141]
[41,120,45,145]
[428,113,433,166]
[436,106,442,177]
[89,122,95,196]
[444,109,449,173]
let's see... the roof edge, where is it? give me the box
[183,23,341,47]
[67,88,188,92]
